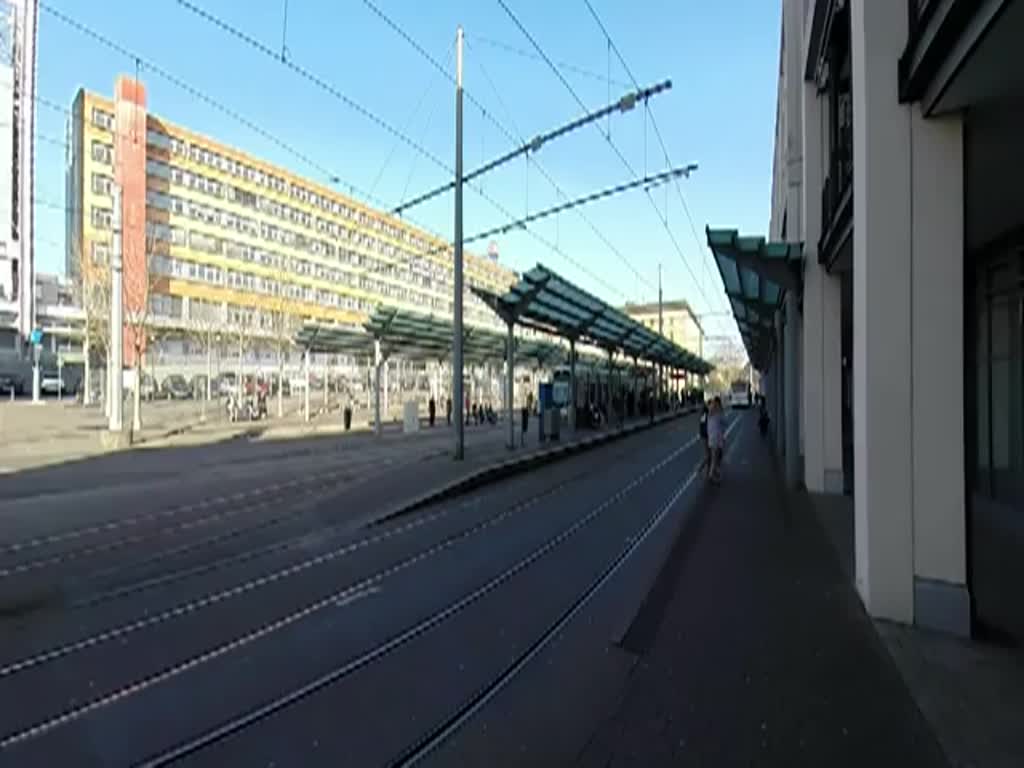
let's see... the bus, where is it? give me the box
[728,379,752,409]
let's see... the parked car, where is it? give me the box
[161,374,192,400]
[40,369,77,396]
[139,373,158,401]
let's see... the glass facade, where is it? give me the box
[968,243,1024,642]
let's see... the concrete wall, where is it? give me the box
[848,0,970,633]
[910,111,967,591]
[851,0,915,623]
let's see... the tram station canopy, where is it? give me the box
[473,264,712,375]
[294,305,569,367]
[705,227,802,370]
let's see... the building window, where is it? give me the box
[91,107,115,131]
[91,173,113,196]
[91,241,110,263]
[91,140,113,165]
[149,293,183,318]
[146,189,170,211]
[146,129,172,151]
[146,221,171,242]
[189,230,222,255]
[91,206,112,230]
[146,159,171,180]
[169,226,187,246]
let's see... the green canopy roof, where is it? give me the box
[294,306,568,367]
[706,227,802,369]
[474,263,712,375]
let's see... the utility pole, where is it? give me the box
[452,25,465,461]
[108,184,124,433]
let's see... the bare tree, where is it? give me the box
[185,302,223,421]
[76,235,112,410]
[228,303,254,404]
[122,239,162,436]
[268,278,301,419]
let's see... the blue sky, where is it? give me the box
[33,0,781,342]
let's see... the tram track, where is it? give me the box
[130,434,700,767]
[0,432,693,754]
[0,417,707,766]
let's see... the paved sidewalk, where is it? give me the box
[0,397,415,473]
[576,417,950,767]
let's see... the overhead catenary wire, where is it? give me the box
[38,2,451,249]
[34,4,482,303]
[391,78,671,216]
[370,40,455,199]
[582,0,732,321]
[39,2,624,302]
[462,166,694,247]
[174,0,451,175]
[497,0,718,314]
[171,0,624,295]
[467,39,658,293]
[359,0,659,291]
[468,33,632,89]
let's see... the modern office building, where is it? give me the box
[0,0,39,346]
[66,76,518,369]
[708,0,1023,645]
[623,300,704,357]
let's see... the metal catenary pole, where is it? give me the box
[452,25,465,460]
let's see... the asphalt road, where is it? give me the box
[0,410,728,766]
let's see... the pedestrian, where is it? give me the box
[446,396,452,426]
[521,403,529,446]
[707,396,726,483]
[698,400,710,476]
[428,396,436,427]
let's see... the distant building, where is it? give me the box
[65,76,517,367]
[622,300,703,358]
[0,0,39,346]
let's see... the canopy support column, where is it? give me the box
[569,339,577,433]
[374,339,383,437]
[606,349,614,428]
[304,348,311,423]
[506,320,515,450]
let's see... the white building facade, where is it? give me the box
[709,0,1024,645]
[0,0,37,348]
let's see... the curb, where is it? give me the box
[369,407,699,528]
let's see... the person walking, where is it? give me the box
[706,396,726,483]
[446,396,452,426]
[428,396,436,427]
[698,400,711,477]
